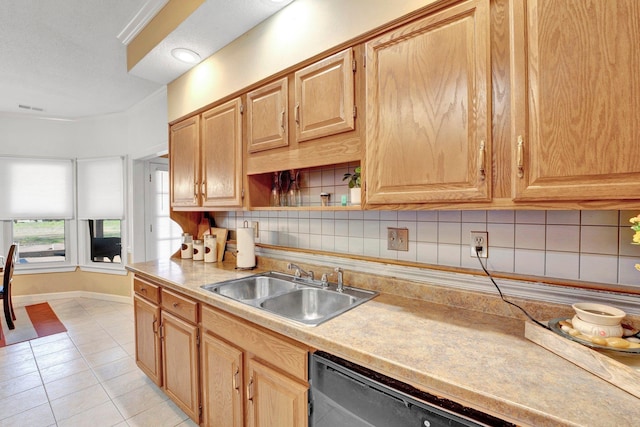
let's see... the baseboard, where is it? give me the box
[13,291,133,306]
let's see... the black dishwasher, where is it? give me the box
[309,351,512,427]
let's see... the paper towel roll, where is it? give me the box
[236,226,256,269]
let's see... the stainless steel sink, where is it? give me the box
[201,272,300,303]
[200,271,377,326]
[260,288,365,325]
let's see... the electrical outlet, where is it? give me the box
[387,227,409,251]
[470,231,488,258]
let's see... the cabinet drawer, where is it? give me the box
[162,289,198,324]
[201,305,308,381]
[134,277,160,304]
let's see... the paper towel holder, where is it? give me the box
[236,220,257,270]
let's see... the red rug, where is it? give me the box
[0,302,67,347]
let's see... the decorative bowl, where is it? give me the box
[571,315,623,338]
[572,302,625,326]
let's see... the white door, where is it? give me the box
[145,160,182,260]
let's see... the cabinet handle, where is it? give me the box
[247,376,254,401]
[295,103,300,124]
[193,183,198,201]
[159,322,164,340]
[152,318,158,334]
[280,108,285,130]
[140,287,147,293]
[233,367,240,391]
[516,135,524,178]
[478,140,486,181]
[201,182,206,198]
[173,302,179,308]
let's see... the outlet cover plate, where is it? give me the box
[470,231,488,258]
[387,227,409,251]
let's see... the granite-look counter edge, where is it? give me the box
[127,258,640,427]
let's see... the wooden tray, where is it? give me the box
[525,321,640,399]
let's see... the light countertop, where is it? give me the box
[127,257,640,427]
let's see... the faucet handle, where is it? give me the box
[320,273,330,287]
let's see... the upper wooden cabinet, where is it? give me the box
[201,98,243,207]
[294,48,355,143]
[511,0,640,202]
[247,78,289,153]
[170,116,200,208]
[245,48,361,178]
[364,0,491,205]
[170,97,243,210]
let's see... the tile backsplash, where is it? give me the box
[215,208,640,288]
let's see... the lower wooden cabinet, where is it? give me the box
[133,276,200,424]
[133,294,162,386]
[161,310,200,421]
[133,275,310,426]
[201,333,244,427]
[201,305,309,427]
[246,359,308,427]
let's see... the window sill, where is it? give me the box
[78,264,128,275]
[14,265,77,275]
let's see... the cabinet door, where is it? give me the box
[201,98,244,207]
[161,311,200,423]
[511,0,640,201]
[201,333,244,427]
[294,48,355,143]
[247,78,288,153]
[365,0,491,204]
[170,116,201,207]
[133,295,162,386]
[246,358,307,427]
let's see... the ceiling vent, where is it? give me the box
[18,104,45,112]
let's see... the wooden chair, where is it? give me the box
[1,244,17,330]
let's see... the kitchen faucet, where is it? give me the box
[334,267,344,292]
[287,263,314,281]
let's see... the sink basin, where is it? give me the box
[260,288,358,325]
[201,273,298,303]
[201,271,378,326]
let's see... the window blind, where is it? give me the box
[0,156,74,220]
[77,156,124,220]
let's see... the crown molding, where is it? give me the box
[117,0,170,45]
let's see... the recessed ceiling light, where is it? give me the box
[171,48,201,64]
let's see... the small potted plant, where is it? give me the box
[343,166,361,205]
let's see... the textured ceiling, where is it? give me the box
[0,0,294,120]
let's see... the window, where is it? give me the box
[89,220,122,263]
[12,219,66,263]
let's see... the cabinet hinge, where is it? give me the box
[352,58,356,72]
[196,329,200,346]
[363,53,366,68]
[199,405,202,418]
[240,104,244,114]
[308,401,313,417]
[353,106,357,119]
[148,173,152,182]
[241,188,245,199]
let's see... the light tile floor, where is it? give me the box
[0,297,198,427]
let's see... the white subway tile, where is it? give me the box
[321,219,335,236]
[348,237,364,255]
[309,234,322,250]
[416,242,438,264]
[417,222,438,243]
[618,257,640,285]
[438,210,461,222]
[363,210,380,220]
[348,220,364,238]
[461,210,486,223]
[516,210,545,224]
[514,249,546,276]
[581,210,618,226]
[438,222,461,245]
[363,238,380,257]
[380,211,398,221]
[335,236,349,253]
[397,241,417,262]
[398,211,417,221]
[580,226,618,255]
[547,210,579,225]
[545,251,579,280]
[486,247,514,273]
[335,220,349,237]
[321,235,335,252]
[363,220,379,239]
[515,224,545,250]
[579,254,618,284]
[487,223,515,248]
[438,243,461,267]
[546,225,579,252]
[417,211,438,221]
[488,210,515,223]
